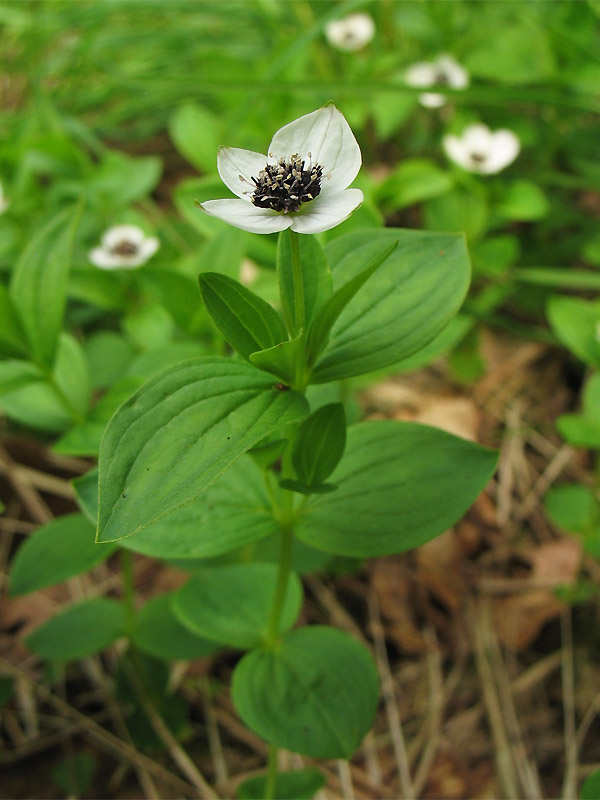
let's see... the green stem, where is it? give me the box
[121,549,136,634]
[289,229,305,336]
[265,744,279,800]
[265,525,294,648]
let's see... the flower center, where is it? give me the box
[251,154,323,213]
[435,70,450,86]
[111,239,138,257]
[469,151,487,165]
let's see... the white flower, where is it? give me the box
[405,54,469,108]
[89,225,159,270]
[199,104,363,235]
[443,123,521,175]
[325,13,375,52]
[0,181,9,214]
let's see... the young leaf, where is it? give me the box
[312,229,470,383]
[133,594,220,661]
[0,284,28,358]
[25,598,126,661]
[10,204,82,367]
[306,240,398,369]
[292,403,346,486]
[295,420,498,557]
[199,272,287,360]
[277,230,332,334]
[247,437,288,470]
[237,769,325,800]
[172,563,303,650]
[10,514,117,596]
[0,360,45,396]
[97,357,309,543]
[232,626,378,759]
[249,332,304,385]
[547,296,600,369]
[168,102,221,173]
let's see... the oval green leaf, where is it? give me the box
[97,357,309,543]
[172,563,303,650]
[237,769,325,800]
[25,598,126,661]
[232,626,379,759]
[313,229,470,382]
[10,513,117,596]
[296,421,498,557]
[133,594,220,661]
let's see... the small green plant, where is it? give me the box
[10,105,498,796]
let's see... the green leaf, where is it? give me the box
[52,754,96,797]
[292,403,346,485]
[88,151,161,205]
[0,283,28,358]
[237,769,325,800]
[232,626,378,759]
[249,332,304,384]
[279,479,337,495]
[581,769,600,800]
[277,230,332,334]
[465,21,555,84]
[133,594,219,661]
[0,360,45,396]
[547,296,600,368]
[545,484,598,536]
[84,331,136,390]
[76,457,281,559]
[169,102,220,173]
[10,513,117,596]
[172,563,303,650]
[248,438,288,470]
[295,421,498,557]
[313,230,470,383]
[97,359,308,543]
[10,204,81,367]
[424,188,488,243]
[142,269,206,334]
[25,598,126,661]
[199,272,287,360]
[306,239,398,371]
[376,158,454,211]
[495,179,550,222]
[53,332,91,421]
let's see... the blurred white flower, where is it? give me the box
[595,321,600,343]
[405,54,469,108]
[89,225,159,270]
[443,123,521,175]
[325,13,375,52]
[0,181,9,214]
[199,104,363,235]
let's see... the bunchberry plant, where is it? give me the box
[13,105,498,798]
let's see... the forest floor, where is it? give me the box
[2,325,600,800]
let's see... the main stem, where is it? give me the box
[289,229,305,336]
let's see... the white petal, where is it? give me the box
[137,236,160,262]
[404,62,437,88]
[0,196,8,214]
[102,225,146,250]
[289,188,363,234]
[325,13,375,51]
[200,199,292,234]
[483,130,521,174]
[436,55,470,89]
[217,147,269,200]
[89,247,127,269]
[443,134,473,170]
[419,92,446,108]
[268,104,361,194]
[463,123,493,154]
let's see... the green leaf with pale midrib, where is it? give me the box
[97,357,308,543]
[312,229,470,383]
[296,420,498,557]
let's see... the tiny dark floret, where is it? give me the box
[111,240,139,256]
[251,154,323,213]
